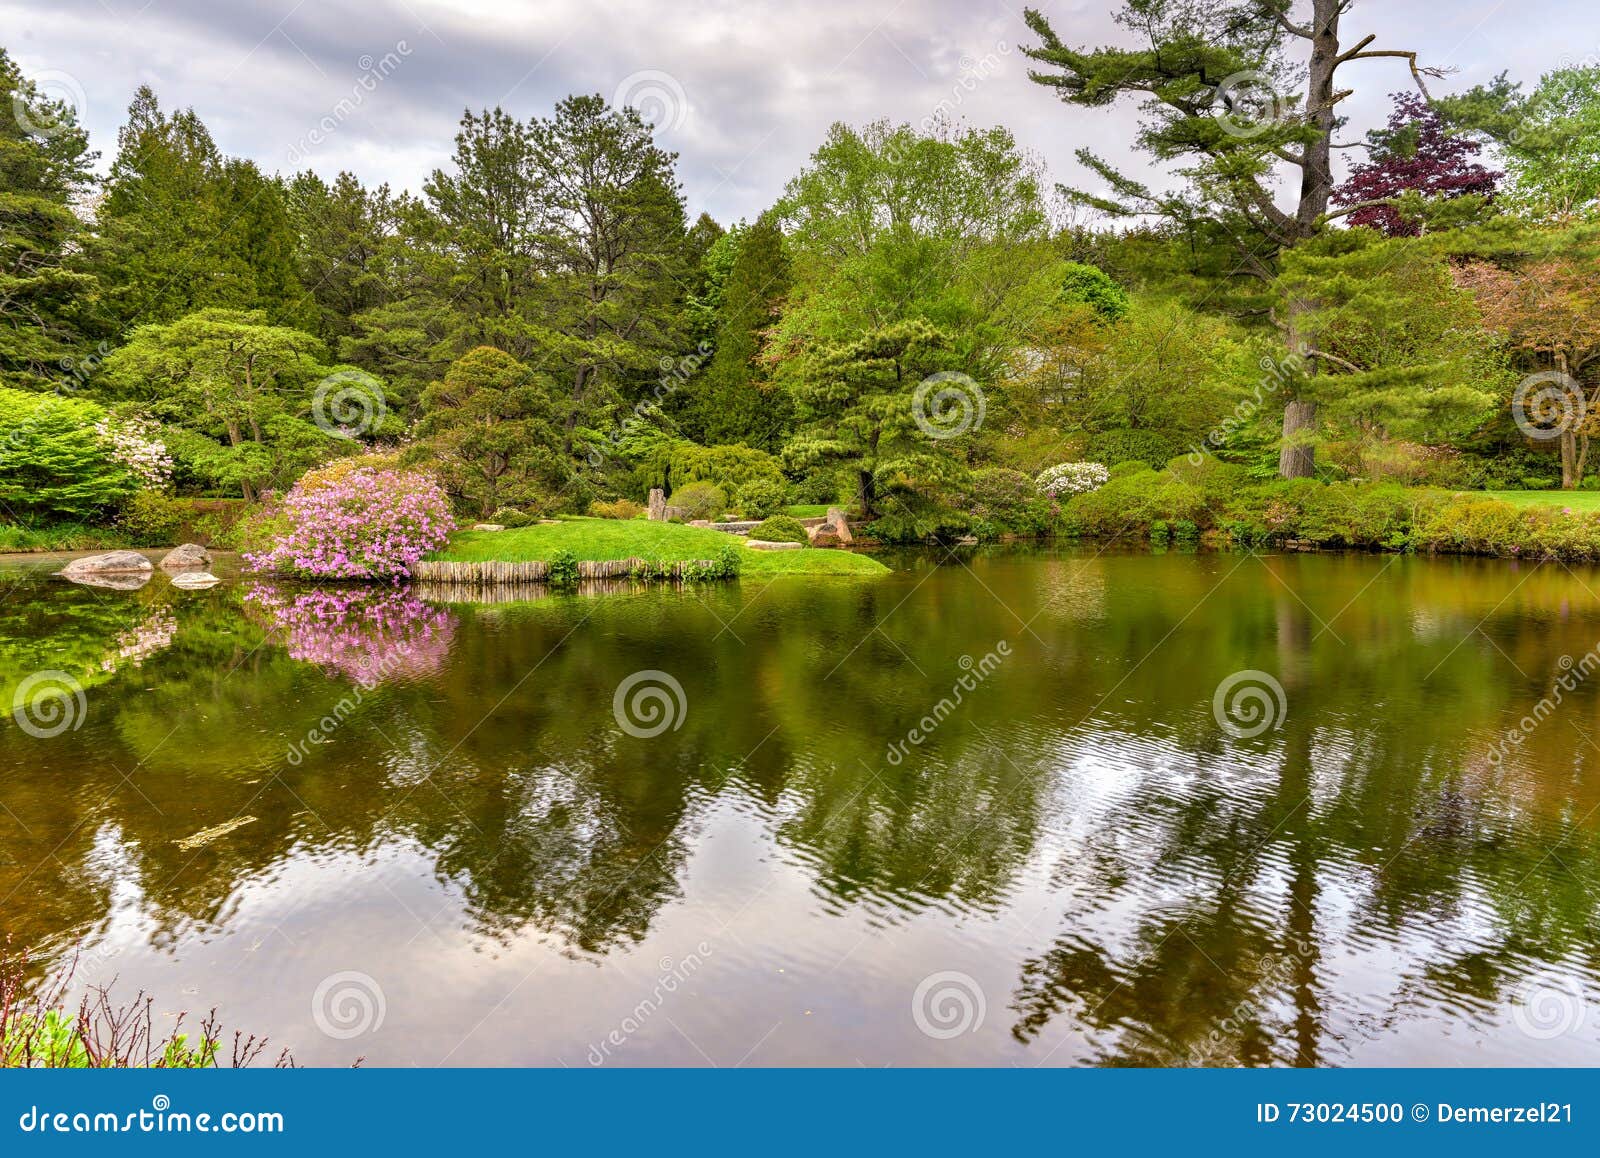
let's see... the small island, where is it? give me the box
[429,516,889,578]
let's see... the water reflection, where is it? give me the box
[1,549,1599,1065]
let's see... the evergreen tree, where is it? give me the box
[1021,1,1442,476]
[526,94,689,457]
[0,47,97,390]
[90,86,250,330]
[693,213,791,450]
[410,345,567,517]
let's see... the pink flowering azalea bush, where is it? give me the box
[243,467,453,579]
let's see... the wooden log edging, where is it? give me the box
[410,557,726,586]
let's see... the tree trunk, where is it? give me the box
[1561,431,1579,489]
[857,469,876,518]
[1279,400,1318,479]
[1294,2,1343,237]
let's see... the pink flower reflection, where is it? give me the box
[245,583,457,687]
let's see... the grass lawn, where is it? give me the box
[784,504,832,519]
[430,517,889,577]
[1480,490,1600,512]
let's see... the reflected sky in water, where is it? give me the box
[2,546,1599,1066]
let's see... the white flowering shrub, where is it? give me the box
[94,415,173,492]
[1036,461,1109,498]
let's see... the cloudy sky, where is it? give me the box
[4,0,1595,223]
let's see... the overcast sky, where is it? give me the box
[4,0,1596,224]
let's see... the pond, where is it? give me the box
[2,545,1599,1066]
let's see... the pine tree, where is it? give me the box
[89,86,252,330]
[0,47,97,390]
[694,213,791,450]
[526,94,689,457]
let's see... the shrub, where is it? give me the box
[670,481,726,521]
[748,515,810,544]
[0,387,140,521]
[243,467,453,579]
[588,498,645,520]
[294,452,403,493]
[1037,462,1110,498]
[735,478,788,519]
[116,492,183,546]
[1521,475,1556,490]
[547,548,579,587]
[94,413,173,491]
[965,467,1053,538]
[490,507,535,528]
[1084,429,1178,470]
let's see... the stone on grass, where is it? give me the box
[746,539,804,551]
[160,542,211,569]
[471,523,506,532]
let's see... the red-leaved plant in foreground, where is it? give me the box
[244,466,453,580]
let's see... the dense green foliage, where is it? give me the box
[2,13,1598,557]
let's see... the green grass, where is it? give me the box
[1480,490,1600,512]
[784,504,832,519]
[430,517,889,577]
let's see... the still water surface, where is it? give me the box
[3,546,1599,1066]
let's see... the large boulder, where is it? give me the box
[60,551,152,576]
[825,507,853,545]
[160,542,211,569]
[648,487,667,522]
[810,528,844,548]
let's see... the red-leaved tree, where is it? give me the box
[1333,93,1500,236]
